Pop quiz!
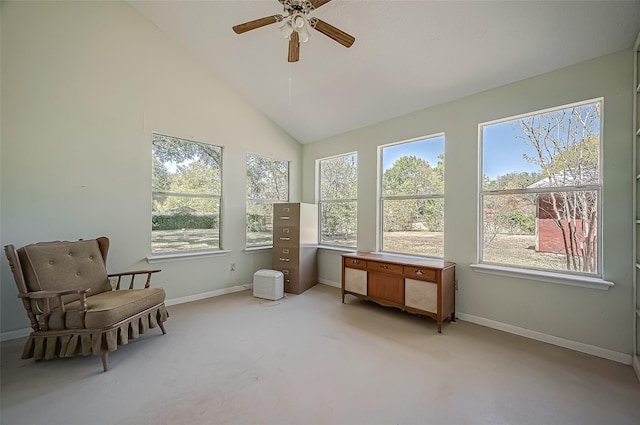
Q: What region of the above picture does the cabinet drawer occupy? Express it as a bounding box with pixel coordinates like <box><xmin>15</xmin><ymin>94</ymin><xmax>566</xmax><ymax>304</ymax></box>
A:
<box><xmin>273</xmin><ymin>203</ymin><xmax>300</xmax><ymax>225</ymax></box>
<box><xmin>273</xmin><ymin>225</ymin><xmax>300</xmax><ymax>246</ymax></box>
<box><xmin>405</xmin><ymin>278</ymin><xmax>437</xmax><ymax>313</ymax></box>
<box><xmin>344</xmin><ymin>257</ymin><xmax>367</xmax><ymax>270</ymax></box>
<box><xmin>403</xmin><ymin>266</ymin><xmax>437</xmax><ymax>282</ymax></box>
<box><xmin>344</xmin><ymin>268</ymin><xmax>367</xmax><ymax>295</ymax></box>
<box><xmin>368</xmin><ymin>261</ymin><xmax>403</xmax><ymax>275</ymax></box>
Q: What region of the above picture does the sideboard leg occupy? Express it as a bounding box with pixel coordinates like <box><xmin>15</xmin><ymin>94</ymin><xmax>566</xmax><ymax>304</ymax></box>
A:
<box><xmin>437</xmin><ymin>322</ymin><xmax>442</xmax><ymax>333</ymax></box>
<box><xmin>450</xmin><ymin>312</ymin><xmax>456</xmax><ymax>322</ymax></box>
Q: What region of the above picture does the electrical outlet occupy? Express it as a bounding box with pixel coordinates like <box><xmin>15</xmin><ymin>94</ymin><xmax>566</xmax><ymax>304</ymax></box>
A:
<box><xmin>230</xmin><ymin>263</ymin><xmax>236</xmax><ymax>272</ymax></box>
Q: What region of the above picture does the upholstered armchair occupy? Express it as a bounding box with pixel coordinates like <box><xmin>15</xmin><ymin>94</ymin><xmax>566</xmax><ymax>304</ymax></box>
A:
<box><xmin>4</xmin><ymin>237</ymin><xmax>169</xmax><ymax>372</ymax></box>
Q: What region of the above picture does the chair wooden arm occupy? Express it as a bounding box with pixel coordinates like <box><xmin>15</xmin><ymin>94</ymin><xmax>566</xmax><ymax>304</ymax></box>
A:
<box><xmin>18</xmin><ymin>288</ymin><xmax>90</xmax><ymax>331</ymax></box>
<box><xmin>108</xmin><ymin>269</ymin><xmax>161</xmax><ymax>289</ymax></box>
<box><xmin>18</xmin><ymin>288</ymin><xmax>91</xmax><ymax>299</ymax></box>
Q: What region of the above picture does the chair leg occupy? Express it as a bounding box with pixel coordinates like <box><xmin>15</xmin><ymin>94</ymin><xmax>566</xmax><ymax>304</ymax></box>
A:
<box><xmin>159</xmin><ymin>321</ymin><xmax>167</xmax><ymax>335</ymax></box>
<box><xmin>101</xmin><ymin>351</ymin><xmax>109</xmax><ymax>372</ymax></box>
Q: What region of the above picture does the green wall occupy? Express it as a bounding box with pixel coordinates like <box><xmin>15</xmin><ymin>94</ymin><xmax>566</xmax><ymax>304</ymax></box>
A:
<box><xmin>303</xmin><ymin>49</ymin><xmax>633</xmax><ymax>356</ymax></box>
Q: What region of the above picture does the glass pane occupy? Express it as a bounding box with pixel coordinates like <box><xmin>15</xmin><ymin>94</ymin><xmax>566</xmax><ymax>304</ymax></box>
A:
<box><xmin>247</xmin><ymin>154</ymin><xmax>289</xmax><ymax>200</ymax></box>
<box><xmin>382</xmin><ymin>198</ymin><xmax>444</xmax><ymax>257</ymax></box>
<box><xmin>482</xmin><ymin>191</ymin><xmax>597</xmax><ymax>274</ymax></box>
<box><xmin>382</xmin><ymin>136</ymin><xmax>444</xmax><ymax>197</ymax></box>
<box><xmin>246</xmin><ymin>201</ymin><xmax>273</xmax><ymax>247</ymax></box>
<box><xmin>482</xmin><ymin>102</ymin><xmax>600</xmax><ymax>190</ymax></box>
<box><xmin>320</xmin><ymin>154</ymin><xmax>357</xmax><ymax>201</ymax></box>
<box><xmin>152</xmin><ymin>195</ymin><xmax>220</xmax><ymax>253</ymax></box>
<box><xmin>152</xmin><ymin>134</ymin><xmax>221</xmax><ymax>195</ymax></box>
<box><xmin>320</xmin><ymin>201</ymin><xmax>357</xmax><ymax>248</ymax></box>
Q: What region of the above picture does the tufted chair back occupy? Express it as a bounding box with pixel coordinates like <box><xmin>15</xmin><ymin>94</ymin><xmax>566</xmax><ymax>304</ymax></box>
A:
<box><xmin>16</xmin><ymin>238</ymin><xmax>112</xmax><ymax>306</ymax></box>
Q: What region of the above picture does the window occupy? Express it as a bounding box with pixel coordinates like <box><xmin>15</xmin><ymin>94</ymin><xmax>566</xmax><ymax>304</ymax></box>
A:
<box><xmin>246</xmin><ymin>153</ymin><xmax>289</xmax><ymax>247</ymax></box>
<box><xmin>318</xmin><ymin>153</ymin><xmax>357</xmax><ymax>248</ymax></box>
<box><xmin>151</xmin><ymin>133</ymin><xmax>222</xmax><ymax>253</ymax></box>
<box><xmin>380</xmin><ymin>135</ymin><xmax>445</xmax><ymax>257</ymax></box>
<box><xmin>480</xmin><ymin>99</ymin><xmax>602</xmax><ymax>275</ymax></box>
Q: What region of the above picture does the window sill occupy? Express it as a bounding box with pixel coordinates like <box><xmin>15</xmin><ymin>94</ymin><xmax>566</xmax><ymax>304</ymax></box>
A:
<box><xmin>147</xmin><ymin>250</ymin><xmax>231</xmax><ymax>263</ymax></box>
<box><xmin>469</xmin><ymin>263</ymin><xmax>614</xmax><ymax>290</ymax></box>
<box><xmin>318</xmin><ymin>245</ymin><xmax>357</xmax><ymax>253</ymax></box>
<box><xmin>244</xmin><ymin>246</ymin><xmax>272</xmax><ymax>253</ymax></box>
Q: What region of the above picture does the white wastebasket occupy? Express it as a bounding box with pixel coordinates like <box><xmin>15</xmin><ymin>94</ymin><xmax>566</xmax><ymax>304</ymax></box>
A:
<box><xmin>253</xmin><ymin>269</ymin><xmax>284</xmax><ymax>301</ymax></box>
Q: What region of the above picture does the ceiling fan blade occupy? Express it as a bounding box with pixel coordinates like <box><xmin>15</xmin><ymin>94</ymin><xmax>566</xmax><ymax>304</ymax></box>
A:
<box><xmin>310</xmin><ymin>18</ymin><xmax>355</xmax><ymax>48</ymax></box>
<box><xmin>288</xmin><ymin>31</ymin><xmax>300</xmax><ymax>62</ymax></box>
<box><xmin>310</xmin><ymin>0</ymin><xmax>333</xmax><ymax>10</ymax></box>
<box><xmin>233</xmin><ymin>15</ymin><xmax>283</xmax><ymax>34</ymax></box>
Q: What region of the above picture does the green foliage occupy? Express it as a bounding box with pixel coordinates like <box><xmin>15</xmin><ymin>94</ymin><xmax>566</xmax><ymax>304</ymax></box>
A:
<box><xmin>247</xmin><ymin>154</ymin><xmax>288</xmax><ymax>200</ymax></box>
<box><xmin>152</xmin><ymin>212</ymin><xmax>217</xmax><ymax>231</ymax></box>
<box><xmin>382</xmin><ymin>154</ymin><xmax>444</xmax><ymax>232</ymax></box>
<box><xmin>320</xmin><ymin>154</ymin><xmax>357</xmax><ymax>200</ymax></box>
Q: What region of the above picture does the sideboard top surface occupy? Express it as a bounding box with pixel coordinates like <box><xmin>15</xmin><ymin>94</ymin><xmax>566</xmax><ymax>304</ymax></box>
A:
<box><xmin>342</xmin><ymin>251</ymin><xmax>455</xmax><ymax>270</ymax></box>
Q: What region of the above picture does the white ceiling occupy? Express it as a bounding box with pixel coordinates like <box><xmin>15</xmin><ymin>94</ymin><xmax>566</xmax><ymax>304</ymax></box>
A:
<box><xmin>129</xmin><ymin>0</ymin><xmax>640</xmax><ymax>144</ymax></box>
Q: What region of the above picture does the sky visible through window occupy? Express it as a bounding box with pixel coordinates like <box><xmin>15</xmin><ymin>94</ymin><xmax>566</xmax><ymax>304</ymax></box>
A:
<box><xmin>382</xmin><ymin>135</ymin><xmax>444</xmax><ymax>171</ymax></box>
<box><xmin>483</xmin><ymin>122</ymin><xmax>541</xmax><ymax>180</ymax></box>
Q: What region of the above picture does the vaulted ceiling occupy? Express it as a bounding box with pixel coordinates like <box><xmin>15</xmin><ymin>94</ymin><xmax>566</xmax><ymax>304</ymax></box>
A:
<box><xmin>130</xmin><ymin>0</ymin><xmax>640</xmax><ymax>144</ymax></box>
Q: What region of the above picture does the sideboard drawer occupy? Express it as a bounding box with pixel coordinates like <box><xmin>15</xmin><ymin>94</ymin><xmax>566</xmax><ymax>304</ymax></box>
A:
<box><xmin>368</xmin><ymin>261</ymin><xmax>403</xmax><ymax>275</ymax></box>
<box><xmin>403</xmin><ymin>266</ymin><xmax>437</xmax><ymax>282</ymax></box>
<box><xmin>344</xmin><ymin>257</ymin><xmax>367</xmax><ymax>270</ymax></box>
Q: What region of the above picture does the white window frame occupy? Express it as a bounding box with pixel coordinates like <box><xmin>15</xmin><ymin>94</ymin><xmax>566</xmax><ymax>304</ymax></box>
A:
<box><xmin>317</xmin><ymin>152</ymin><xmax>358</xmax><ymax>249</ymax></box>
<box><xmin>378</xmin><ymin>134</ymin><xmax>445</xmax><ymax>258</ymax></box>
<box><xmin>473</xmin><ymin>98</ymin><xmax>613</xmax><ymax>290</ymax></box>
<box><xmin>246</xmin><ymin>153</ymin><xmax>290</xmax><ymax>249</ymax></box>
<box><xmin>150</xmin><ymin>132</ymin><xmax>224</xmax><ymax>258</ymax></box>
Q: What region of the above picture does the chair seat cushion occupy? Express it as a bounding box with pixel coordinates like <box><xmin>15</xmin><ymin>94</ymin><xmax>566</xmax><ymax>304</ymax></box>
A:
<box><xmin>48</xmin><ymin>288</ymin><xmax>166</xmax><ymax>330</ymax></box>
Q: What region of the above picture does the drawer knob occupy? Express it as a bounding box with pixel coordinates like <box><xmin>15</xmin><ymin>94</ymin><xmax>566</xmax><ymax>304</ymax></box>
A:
<box><xmin>279</xmin><ymin>258</ymin><xmax>290</xmax><ymax>262</ymax></box>
<box><xmin>415</xmin><ymin>269</ymin><xmax>423</xmax><ymax>276</ymax></box>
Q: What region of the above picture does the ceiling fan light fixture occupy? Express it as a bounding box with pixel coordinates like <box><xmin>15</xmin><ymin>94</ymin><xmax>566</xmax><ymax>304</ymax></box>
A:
<box><xmin>293</xmin><ymin>14</ymin><xmax>306</xmax><ymax>29</ymax></box>
<box><xmin>298</xmin><ymin>27</ymin><xmax>310</xmax><ymax>43</ymax></box>
<box><xmin>280</xmin><ymin>21</ymin><xmax>294</xmax><ymax>38</ymax></box>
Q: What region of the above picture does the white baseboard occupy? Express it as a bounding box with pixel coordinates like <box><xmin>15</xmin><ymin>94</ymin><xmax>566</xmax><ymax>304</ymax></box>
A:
<box><xmin>0</xmin><ymin>284</ymin><xmax>252</xmax><ymax>342</ymax></box>
<box><xmin>165</xmin><ymin>284</ymin><xmax>251</xmax><ymax>307</ymax></box>
<box><xmin>457</xmin><ymin>312</ymin><xmax>631</xmax><ymax>365</ymax></box>
<box><xmin>633</xmin><ymin>355</ymin><xmax>640</xmax><ymax>382</ymax></box>
<box><xmin>0</xmin><ymin>327</ymin><xmax>32</xmax><ymax>342</ymax></box>
<box><xmin>318</xmin><ymin>278</ymin><xmax>340</xmax><ymax>288</ymax></box>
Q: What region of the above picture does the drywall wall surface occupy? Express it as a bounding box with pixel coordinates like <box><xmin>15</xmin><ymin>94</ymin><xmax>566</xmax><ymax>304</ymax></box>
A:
<box><xmin>0</xmin><ymin>1</ymin><xmax>301</xmax><ymax>333</ymax></box>
<box><xmin>303</xmin><ymin>49</ymin><xmax>633</xmax><ymax>354</ymax></box>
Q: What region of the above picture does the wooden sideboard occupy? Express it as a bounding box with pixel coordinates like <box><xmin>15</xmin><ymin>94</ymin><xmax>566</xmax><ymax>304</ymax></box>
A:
<box><xmin>341</xmin><ymin>252</ymin><xmax>456</xmax><ymax>333</ymax></box>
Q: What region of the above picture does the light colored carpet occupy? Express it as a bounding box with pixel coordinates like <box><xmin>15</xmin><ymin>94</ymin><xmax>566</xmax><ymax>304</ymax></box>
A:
<box><xmin>1</xmin><ymin>284</ymin><xmax>639</xmax><ymax>425</ymax></box>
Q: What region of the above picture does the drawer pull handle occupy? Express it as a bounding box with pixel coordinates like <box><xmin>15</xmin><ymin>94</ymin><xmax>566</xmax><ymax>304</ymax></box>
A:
<box><xmin>380</xmin><ymin>264</ymin><xmax>388</xmax><ymax>269</ymax></box>
<box><xmin>351</xmin><ymin>259</ymin><xmax>359</xmax><ymax>265</ymax></box>
<box><xmin>279</xmin><ymin>258</ymin><xmax>290</xmax><ymax>262</ymax></box>
<box><xmin>280</xmin><ymin>237</ymin><xmax>290</xmax><ymax>241</ymax></box>
<box><xmin>282</xmin><ymin>249</ymin><xmax>289</xmax><ymax>254</ymax></box>
<box><xmin>415</xmin><ymin>269</ymin><xmax>423</xmax><ymax>276</ymax></box>
<box><xmin>280</xmin><ymin>216</ymin><xmax>290</xmax><ymax>220</ymax></box>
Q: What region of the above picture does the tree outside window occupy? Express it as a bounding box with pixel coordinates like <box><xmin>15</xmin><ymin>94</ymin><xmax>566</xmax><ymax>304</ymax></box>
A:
<box><xmin>318</xmin><ymin>153</ymin><xmax>357</xmax><ymax>248</ymax></box>
<box><xmin>480</xmin><ymin>99</ymin><xmax>602</xmax><ymax>275</ymax></box>
<box><xmin>246</xmin><ymin>153</ymin><xmax>289</xmax><ymax>247</ymax></box>
<box><xmin>151</xmin><ymin>133</ymin><xmax>222</xmax><ymax>253</ymax></box>
<box><xmin>380</xmin><ymin>135</ymin><xmax>445</xmax><ymax>257</ymax></box>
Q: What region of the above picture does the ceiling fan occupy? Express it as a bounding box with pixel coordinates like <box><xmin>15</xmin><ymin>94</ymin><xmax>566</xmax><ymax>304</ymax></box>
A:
<box><xmin>232</xmin><ymin>0</ymin><xmax>355</xmax><ymax>62</ymax></box>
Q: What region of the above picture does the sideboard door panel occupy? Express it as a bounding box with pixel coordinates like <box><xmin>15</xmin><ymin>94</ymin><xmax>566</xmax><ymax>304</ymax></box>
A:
<box><xmin>344</xmin><ymin>268</ymin><xmax>367</xmax><ymax>295</ymax></box>
<box><xmin>368</xmin><ymin>272</ymin><xmax>404</xmax><ymax>304</ymax></box>
<box><xmin>405</xmin><ymin>278</ymin><xmax>437</xmax><ymax>313</ymax></box>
